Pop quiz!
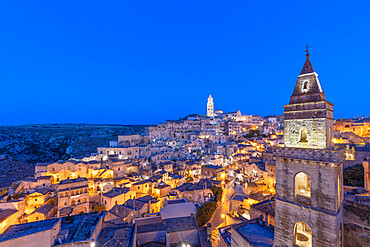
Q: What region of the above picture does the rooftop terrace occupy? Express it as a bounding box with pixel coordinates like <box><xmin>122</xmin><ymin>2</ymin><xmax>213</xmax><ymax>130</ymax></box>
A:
<box><xmin>234</xmin><ymin>219</ymin><xmax>274</xmax><ymax>247</ymax></box>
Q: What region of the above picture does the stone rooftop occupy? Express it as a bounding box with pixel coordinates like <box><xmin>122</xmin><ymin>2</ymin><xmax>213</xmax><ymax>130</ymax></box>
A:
<box><xmin>0</xmin><ymin>208</ymin><xmax>18</xmax><ymax>222</ymax></box>
<box><xmin>103</xmin><ymin>187</ymin><xmax>130</xmax><ymax>198</ymax></box>
<box><xmin>109</xmin><ymin>205</ymin><xmax>134</xmax><ymax>219</ymax></box>
<box><xmin>97</xmin><ymin>222</ymin><xmax>134</xmax><ymax>247</ymax></box>
<box><xmin>136</xmin><ymin>216</ymin><xmax>198</xmax><ymax>234</ymax></box>
<box><xmin>230</xmin><ymin>193</ymin><xmax>249</xmax><ymax>202</ymax></box>
<box><xmin>133</xmin><ymin>179</ymin><xmax>151</xmax><ymax>185</ymax></box>
<box><xmin>55</xmin><ymin>212</ymin><xmax>103</xmax><ymax>245</ymax></box>
<box><xmin>0</xmin><ymin>218</ymin><xmax>59</xmax><ymax>242</ymax></box>
<box><xmin>234</xmin><ymin>219</ymin><xmax>274</xmax><ymax>247</ymax></box>
<box><xmin>166</xmin><ymin>198</ymin><xmax>187</xmax><ymax>205</ymax></box>
<box><xmin>251</xmin><ymin>199</ymin><xmax>275</xmax><ymax>217</ymax></box>
<box><xmin>59</xmin><ymin>177</ymin><xmax>88</xmax><ymax>185</ymax></box>
<box><xmin>31</xmin><ymin>203</ymin><xmax>55</xmax><ymax>215</ymax></box>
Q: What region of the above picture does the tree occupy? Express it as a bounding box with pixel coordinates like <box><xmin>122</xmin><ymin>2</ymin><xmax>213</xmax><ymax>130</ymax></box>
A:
<box><xmin>210</xmin><ymin>186</ymin><xmax>222</xmax><ymax>202</ymax></box>
<box><xmin>343</xmin><ymin>164</ymin><xmax>364</xmax><ymax>187</ymax></box>
<box><xmin>196</xmin><ymin>201</ymin><xmax>217</xmax><ymax>227</ymax></box>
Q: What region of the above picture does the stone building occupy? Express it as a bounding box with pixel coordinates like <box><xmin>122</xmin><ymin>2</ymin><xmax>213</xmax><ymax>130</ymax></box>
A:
<box><xmin>0</xmin><ymin>213</ymin><xmax>104</xmax><ymax>247</ymax></box>
<box><xmin>273</xmin><ymin>53</ymin><xmax>344</xmax><ymax>247</ymax></box>
<box><xmin>57</xmin><ymin>178</ymin><xmax>89</xmax><ymax>216</ymax></box>
<box><xmin>0</xmin><ymin>209</ymin><xmax>18</xmax><ymax>234</ymax></box>
<box><xmin>102</xmin><ymin>187</ymin><xmax>136</xmax><ymax>211</ymax></box>
<box><xmin>334</xmin><ymin>117</ymin><xmax>370</xmax><ymax>137</ymax></box>
<box><xmin>25</xmin><ymin>204</ymin><xmax>56</xmax><ymax>222</ymax></box>
<box><xmin>250</xmin><ymin>198</ymin><xmax>275</xmax><ymax>226</ymax></box>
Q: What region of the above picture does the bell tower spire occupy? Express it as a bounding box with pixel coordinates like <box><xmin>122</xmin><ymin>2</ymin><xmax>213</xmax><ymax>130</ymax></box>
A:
<box><xmin>284</xmin><ymin>52</ymin><xmax>333</xmax><ymax>149</ymax></box>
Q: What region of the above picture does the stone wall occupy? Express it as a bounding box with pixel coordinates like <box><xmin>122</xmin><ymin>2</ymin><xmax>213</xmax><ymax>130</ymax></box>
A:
<box><xmin>274</xmin><ymin>148</ymin><xmax>344</xmax><ymax>214</ymax></box>
<box><xmin>343</xmin><ymin>199</ymin><xmax>370</xmax><ymax>247</ymax></box>
<box><xmin>274</xmin><ymin>199</ymin><xmax>343</xmax><ymax>247</ymax></box>
<box><xmin>273</xmin><ymin>147</ymin><xmax>344</xmax><ymax>246</ymax></box>
<box><xmin>284</xmin><ymin>118</ymin><xmax>326</xmax><ymax>149</ymax></box>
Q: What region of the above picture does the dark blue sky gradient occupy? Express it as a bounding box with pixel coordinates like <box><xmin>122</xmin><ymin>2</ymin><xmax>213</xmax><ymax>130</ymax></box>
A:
<box><xmin>0</xmin><ymin>1</ymin><xmax>369</xmax><ymax>125</ymax></box>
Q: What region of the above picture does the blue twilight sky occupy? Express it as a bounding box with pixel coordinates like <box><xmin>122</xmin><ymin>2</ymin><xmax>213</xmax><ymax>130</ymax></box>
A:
<box><xmin>0</xmin><ymin>1</ymin><xmax>369</xmax><ymax>125</ymax></box>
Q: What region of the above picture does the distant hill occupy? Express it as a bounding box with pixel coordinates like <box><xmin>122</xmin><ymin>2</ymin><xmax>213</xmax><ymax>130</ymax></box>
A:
<box><xmin>0</xmin><ymin>124</ymin><xmax>149</xmax><ymax>187</ymax></box>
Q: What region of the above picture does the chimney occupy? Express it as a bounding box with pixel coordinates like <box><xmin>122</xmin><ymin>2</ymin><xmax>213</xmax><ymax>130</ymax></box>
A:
<box><xmin>258</xmin><ymin>215</ymin><xmax>264</xmax><ymax>226</ymax></box>
<box><xmin>115</xmin><ymin>206</ymin><xmax>119</xmax><ymax>216</ymax></box>
<box><xmin>264</xmin><ymin>213</ymin><xmax>269</xmax><ymax>227</ymax></box>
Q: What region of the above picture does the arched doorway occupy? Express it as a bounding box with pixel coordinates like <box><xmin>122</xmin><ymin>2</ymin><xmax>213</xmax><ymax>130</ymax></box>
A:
<box><xmin>294</xmin><ymin>221</ymin><xmax>312</xmax><ymax>247</ymax></box>
<box><xmin>78</xmin><ymin>207</ymin><xmax>86</xmax><ymax>213</ymax></box>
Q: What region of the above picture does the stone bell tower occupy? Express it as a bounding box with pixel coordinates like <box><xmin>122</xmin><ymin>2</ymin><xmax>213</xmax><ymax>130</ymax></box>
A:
<box><xmin>207</xmin><ymin>94</ymin><xmax>215</xmax><ymax>117</ymax></box>
<box><xmin>284</xmin><ymin>53</ymin><xmax>334</xmax><ymax>150</ymax></box>
<box><xmin>274</xmin><ymin>52</ymin><xmax>345</xmax><ymax>247</ymax></box>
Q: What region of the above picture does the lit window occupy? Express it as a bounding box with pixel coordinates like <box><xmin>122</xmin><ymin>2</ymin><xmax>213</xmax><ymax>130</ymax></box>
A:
<box><xmin>295</xmin><ymin>172</ymin><xmax>311</xmax><ymax>205</ymax></box>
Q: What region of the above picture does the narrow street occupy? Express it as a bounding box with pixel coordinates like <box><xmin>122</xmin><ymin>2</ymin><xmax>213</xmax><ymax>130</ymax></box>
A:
<box><xmin>208</xmin><ymin>180</ymin><xmax>234</xmax><ymax>246</ymax></box>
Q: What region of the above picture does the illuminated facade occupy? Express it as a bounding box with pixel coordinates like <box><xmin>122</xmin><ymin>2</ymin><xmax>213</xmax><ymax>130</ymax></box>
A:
<box><xmin>334</xmin><ymin>117</ymin><xmax>370</xmax><ymax>137</ymax></box>
<box><xmin>274</xmin><ymin>53</ymin><xmax>344</xmax><ymax>247</ymax></box>
<box><xmin>207</xmin><ymin>94</ymin><xmax>215</xmax><ymax>117</ymax></box>
<box><xmin>57</xmin><ymin>178</ymin><xmax>89</xmax><ymax>217</ymax></box>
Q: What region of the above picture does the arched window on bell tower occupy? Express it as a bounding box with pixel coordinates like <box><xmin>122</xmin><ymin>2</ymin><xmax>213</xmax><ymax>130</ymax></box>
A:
<box><xmin>294</xmin><ymin>221</ymin><xmax>312</xmax><ymax>247</ymax></box>
<box><xmin>302</xmin><ymin>81</ymin><xmax>309</xmax><ymax>93</ymax></box>
<box><xmin>295</xmin><ymin>172</ymin><xmax>311</xmax><ymax>205</ymax></box>
<box><xmin>299</xmin><ymin>128</ymin><xmax>308</xmax><ymax>143</ymax></box>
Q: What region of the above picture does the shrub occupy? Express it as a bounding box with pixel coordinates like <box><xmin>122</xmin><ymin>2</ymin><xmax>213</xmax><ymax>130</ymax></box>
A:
<box><xmin>92</xmin><ymin>205</ymin><xmax>106</xmax><ymax>213</ymax></box>
<box><xmin>343</xmin><ymin>164</ymin><xmax>364</xmax><ymax>187</ymax></box>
